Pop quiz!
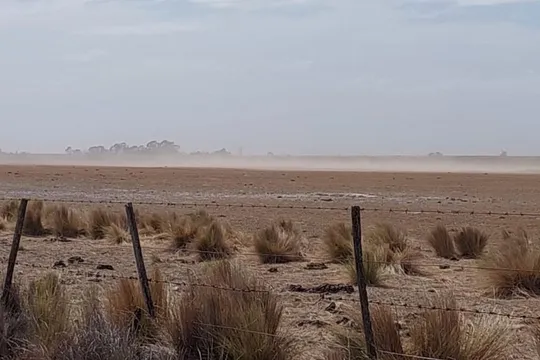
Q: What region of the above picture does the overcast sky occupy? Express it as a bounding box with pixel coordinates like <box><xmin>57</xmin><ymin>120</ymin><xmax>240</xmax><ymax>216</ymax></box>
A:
<box><xmin>1</xmin><ymin>0</ymin><xmax>539</xmax><ymax>156</ymax></box>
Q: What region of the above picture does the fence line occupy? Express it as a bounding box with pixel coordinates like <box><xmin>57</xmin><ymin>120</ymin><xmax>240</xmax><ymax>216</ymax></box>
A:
<box><xmin>8</xmin><ymin>259</ymin><xmax>539</xmax><ymax>321</ymax></box>
<box><xmin>322</xmin><ymin>295</ymin><xmax>540</xmax><ymax>321</ymax></box>
<box><xmin>2</xmin><ymin>196</ymin><xmax>540</xmax><ymax>359</ymax></box>
<box><xmin>2</xmin><ymin>196</ymin><xmax>540</xmax><ymax>217</ymax></box>
<box><xmin>6</xmin><ymin>241</ymin><xmax>540</xmax><ymax>274</ymax></box>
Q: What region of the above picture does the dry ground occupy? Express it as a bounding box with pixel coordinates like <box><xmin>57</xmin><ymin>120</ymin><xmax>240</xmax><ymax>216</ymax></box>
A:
<box><xmin>2</xmin><ymin>165</ymin><xmax>540</xmax><ymax>359</ymax></box>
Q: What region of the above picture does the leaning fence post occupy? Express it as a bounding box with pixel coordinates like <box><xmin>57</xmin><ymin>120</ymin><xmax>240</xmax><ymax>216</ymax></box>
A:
<box><xmin>1</xmin><ymin>198</ymin><xmax>28</xmax><ymax>306</ymax></box>
<box><xmin>351</xmin><ymin>205</ymin><xmax>378</xmax><ymax>359</ymax></box>
<box><xmin>125</xmin><ymin>202</ymin><xmax>156</xmax><ymax>318</ymax></box>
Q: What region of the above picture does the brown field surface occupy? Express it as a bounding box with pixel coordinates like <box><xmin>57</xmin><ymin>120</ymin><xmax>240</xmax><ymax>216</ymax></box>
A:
<box><xmin>2</xmin><ymin>164</ymin><xmax>540</xmax><ymax>359</ymax></box>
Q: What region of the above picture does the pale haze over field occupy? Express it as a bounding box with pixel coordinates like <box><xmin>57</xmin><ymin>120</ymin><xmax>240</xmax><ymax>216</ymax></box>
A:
<box><xmin>0</xmin><ymin>0</ymin><xmax>539</xmax><ymax>156</ymax></box>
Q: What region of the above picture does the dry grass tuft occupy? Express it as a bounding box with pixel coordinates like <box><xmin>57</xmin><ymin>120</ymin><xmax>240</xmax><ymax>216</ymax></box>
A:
<box><xmin>104</xmin><ymin>268</ymin><xmax>168</xmax><ymax>340</ymax></box>
<box><xmin>481</xmin><ymin>233</ymin><xmax>540</xmax><ymax>297</ymax></box>
<box><xmin>410</xmin><ymin>293</ymin><xmax>511</xmax><ymax>360</ymax></box>
<box><xmin>187</xmin><ymin>209</ymin><xmax>214</xmax><ymax>228</ymax></box>
<box><xmin>87</xmin><ymin>207</ymin><xmax>113</xmax><ymax>239</ymax></box>
<box><xmin>48</xmin><ymin>205</ymin><xmax>85</xmax><ymax>238</ymax></box>
<box><xmin>167</xmin><ymin>260</ymin><xmax>295</xmax><ymax>360</ymax></box>
<box><xmin>345</xmin><ymin>245</ymin><xmax>387</xmax><ymax>287</ymax></box>
<box><xmin>47</xmin><ymin>286</ymin><xmax>143</xmax><ymax>360</ymax></box>
<box><xmin>169</xmin><ymin>216</ymin><xmax>198</xmax><ymax>251</ymax></box>
<box><xmin>22</xmin><ymin>201</ymin><xmax>48</xmax><ymax>237</ymax></box>
<box><xmin>25</xmin><ymin>272</ymin><xmax>70</xmax><ymax>352</ymax></box>
<box><xmin>368</xmin><ymin>223</ymin><xmax>408</xmax><ymax>253</ymax></box>
<box><xmin>330</xmin><ymin>304</ymin><xmax>404</xmax><ymax>360</ymax></box>
<box><xmin>454</xmin><ymin>227</ymin><xmax>488</xmax><ymax>258</ymax></box>
<box><xmin>0</xmin><ymin>217</ymin><xmax>7</xmax><ymax>232</ymax></box>
<box><xmin>195</xmin><ymin>220</ymin><xmax>232</xmax><ymax>261</ymax></box>
<box><xmin>106</xmin><ymin>223</ymin><xmax>130</xmax><ymax>244</ymax></box>
<box><xmin>254</xmin><ymin>219</ymin><xmax>303</xmax><ymax>264</ymax></box>
<box><xmin>324</xmin><ymin>223</ymin><xmax>354</xmax><ymax>263</ymax></box>
<box><xmin>0</xmin><ymin>283</ymin><xmax>28</xmax><ymax>359</ymax></box>
<box><xmin>1</xmin><ymin>201</ymin><xmax>19</xmax><ymax>222</ymax></box>
<box><xmin>368</xmin><ymin>223</ymin><xmax>424</xmax><ymax>276</ymax></box>
<box><xmin>144</xmin><ymin>212</ymin><xmax>167</xmax><ymax>234</ymax></box>
<box><xmin>427</xmin><ymin>225</ymin><xmax>457</xmax><ymax>259</ymax></box>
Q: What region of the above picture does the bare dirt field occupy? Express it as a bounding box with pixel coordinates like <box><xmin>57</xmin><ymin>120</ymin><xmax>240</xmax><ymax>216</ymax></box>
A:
<box><xmin>2</xmin><ymin>164</ymin><xmax>540</xmax><ymax>359</ymax></box>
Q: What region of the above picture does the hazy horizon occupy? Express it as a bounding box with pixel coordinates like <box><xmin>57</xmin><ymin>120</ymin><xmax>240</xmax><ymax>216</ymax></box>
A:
<box><xmin>1</xmin><ymin>0</ymin><xmax>539</xmax><ymax>156</ymax></box>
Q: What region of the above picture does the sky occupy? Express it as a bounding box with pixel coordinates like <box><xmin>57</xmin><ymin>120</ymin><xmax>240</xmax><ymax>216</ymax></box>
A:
<box><xmin>0</xmin><ymin>0</ymin><xmax>539</xmax><ymax>156</ymax></box>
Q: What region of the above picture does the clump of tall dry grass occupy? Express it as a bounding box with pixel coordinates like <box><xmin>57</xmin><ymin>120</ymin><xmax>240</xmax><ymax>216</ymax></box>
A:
<box><xmin>166</xmin><ymin>260</ymin><xmax>295</xmax><ymax>360</ymax></box>
<box><xmin>24</xmin><ymin>272</ymin><xmax>70</xmax><ymax>354</ymax></box>
<box><xmin>367</xmin><ymin>223</ymin><xmax>424</xmax><ymax>276</ymax></box>
<box><xmin>1</xmin><ymin>200</ymin><xmax>19</xmax><ymax>221</ymax></box>
<box><xmin>86</xmin><ymin>207</ymin><xmax>113</xmax><ymax>239</ymax></box>
<box><xmin>106</xmin><ymin>223</ymin><xmax>130</xmax><ymax>244</ymax></box>
<box><xmin>254</xmin><ymin>219</ymin><xmax>304</xmax><ymax>264</ymax></box>
<box><xmin>48</xmin><ymin>204</ymin><xmax>85</xmax><ymax>238</ymax></box>
<box><xmin>330</xmin><ymin>294</ymin><xmax>511</xmax><ymax>360</ymax></box>
<box><xmin>0</xmin><ymin>282</ymin><xmax>28</xmax><ymax>360</ymax></box>
<box><xmin>0</xmin><ymin>217</ymin><xmax>7</xmax><ymax>232</ymax></box>
<box><xmin>329</xmin><ymin>304</ymin><xmax>404</xmax><ymax>360</ymax></box>
<box><xmin>22</xmin><ymin>201</ymin><xmax>48</xmax><ymax>236</ymax></box>
<box><xmin>481</xmin><ymin>230</ymin><xmax>540</xmax><ymax>297</ymax></box>
<box><xmin>195</xmin><ymin>220</ymin><xmax>232</xmax><ymax>261</ymax></box>
<box><xmin>454</xmin><ymin>227</ymin><xmax>488</xmax><ymax>258</ymax></box>
<box><xmin>105</xmin><ymin>268</ymin><xmax>168</xmax><ymax>340</ymax></box>
<box><xmin>410</xmin><ymin>293</ymin><xmax>511</xmax><ymax>360</ymax></box>
<box><xmin>168</xmin><ymin>216</ymin><xmax>199</xmax><ymax>250</ymax></box>
<box><xmin>324</xmin><ymin>223</ymin><xmax>354</xmax><ymax>263</ymax></box>
<box><xmin>427</xmin><ymin>225</ymin><xmax>457</xmax><ymax>259</ymax></box>
<box><xmin>345</xmin><ymin>245</ymin><xmax>387</xmax><ymax>287</ymax></box>
<box><xmin>47</xmin><ymin>287</ymin><xmax>143</xmax><ymax>360</ymax></box>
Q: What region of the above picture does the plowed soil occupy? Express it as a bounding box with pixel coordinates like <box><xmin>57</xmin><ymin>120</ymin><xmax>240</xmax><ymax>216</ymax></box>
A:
<box><xmin>1</xmin><ymin>164</ymin><xmax>540</xmax><ymax>359</ymax></box>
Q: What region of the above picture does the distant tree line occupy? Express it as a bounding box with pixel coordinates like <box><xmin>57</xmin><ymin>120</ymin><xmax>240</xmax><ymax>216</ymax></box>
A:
<box><xmin>65</xmin><ymin>140</ymin><xmax>231</xmax><ymax>156</ymax></box>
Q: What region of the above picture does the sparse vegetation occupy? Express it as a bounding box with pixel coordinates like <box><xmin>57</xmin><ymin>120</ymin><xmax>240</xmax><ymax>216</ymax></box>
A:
<box><xmin>195</xmin><ymin>220</ymin><xmax>232</xmax><ymax>261</ymax></box>
<box><xmin>427</xmin><ymin>224</ymin><xmax>457</xmax><ymax>259</ymax></box>
<box><xmin>324</xmin><ymin>223</ymin><xmax>353</xmax><ymax>263</ymax></box>
<box><xmin>454</xmin><ymin>227</ymin><xmax>488</xmax><ymax>258</ymax></box>
<box><xmin>481</xmin><ymin>230</ymin><xmax>540</xmax><ymax>297</ymax></box>
<box><xmin>254</xmin><ymin>219</ymin><xmax>303</xmax><ymax>264</ymax></box>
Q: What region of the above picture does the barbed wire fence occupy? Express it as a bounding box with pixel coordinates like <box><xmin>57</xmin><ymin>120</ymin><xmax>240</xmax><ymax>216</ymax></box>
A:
<box><xmin>1</xmin><ymin>196</ymin><xmax>540</xmax><ymax>360</ymax></box>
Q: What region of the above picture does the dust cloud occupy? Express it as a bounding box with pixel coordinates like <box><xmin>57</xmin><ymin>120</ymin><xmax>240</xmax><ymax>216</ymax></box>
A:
<box><xmin>2</xmin><ymin>154</ymin><xmax>540</xmax><ymax>174</ymax></box>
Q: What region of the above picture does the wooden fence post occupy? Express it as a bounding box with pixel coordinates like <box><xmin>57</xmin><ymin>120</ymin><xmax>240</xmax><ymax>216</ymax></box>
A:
<box><xmin>351</xmin><ymin>205</ymin><xmax>377</xmax><ymax>359</ymax></box>
<box><xmin>125</xmin><ymin>202</ymin><xmax>155</xmax><ymax>318</ymax></box>
<box><xmin>1</xmin><ymin>198</ymin><xmax>28</xmax><ymax>306</ymax></box>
